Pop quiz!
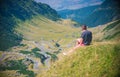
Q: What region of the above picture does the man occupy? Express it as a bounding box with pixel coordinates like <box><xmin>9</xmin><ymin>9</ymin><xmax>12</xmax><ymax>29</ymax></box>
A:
<box><xmin>76</xmin><ymin>25</ymin><xmax>92</xmax><ymax>46</ymax></box>
<box><xmin>63</xmin><ymin>25</ymin><xmax>92</xmax><ymax>55</ymax></box>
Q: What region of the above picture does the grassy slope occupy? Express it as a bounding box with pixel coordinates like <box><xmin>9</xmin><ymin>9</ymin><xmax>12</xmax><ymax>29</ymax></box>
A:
<box><xmin>90</xmin><ymin>19</ymin><xmax>120</xmax><ymax>41</ymax></box>
<box><xmin>38</xmin><ymin>42</ymin><xmax>120</xmax><ymax>77</ymax></box>
<box><xmin>37</xmin><ymin>20</ymin><xmax>120</xmax><ymax>77</ymax></box>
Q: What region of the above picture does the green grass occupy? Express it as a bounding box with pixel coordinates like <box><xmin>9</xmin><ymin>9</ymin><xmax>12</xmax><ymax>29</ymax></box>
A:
<box><xmin>90</xmin><ymin>19</ymin><xmax>120</xmax><ymax>41</ymax></box>
<box><xmin>103</xmin><ymin>20</ymin><xmax>120</xmax><ymax>40</ymax></box>
<box><xmin>38</xmin><ymin>42</ymin><xmax>120</xmax><ymax>77</ymax></box>
<box><xmin>20</xmin><ymin>50</ymin><xmax>31</xmax><ymax>54</ymax></box>
<box><xmin>31</xmin><ymin>47</ymin><xmax>41</xmax><ymax>52</ymax></box>
<box><xmin>46</xmin><ymin>52</ymin><xmax>58</xmax><ymax>62</ymax></box>
<box><xmin>20</xmin><ymin>48</ymin><xmax>46</xmax><ymax>64</ymax></box>
<box><xmin>104</xmin><ymin>31</ymin><xmax>120</xmax><ymax>40</ymax></box>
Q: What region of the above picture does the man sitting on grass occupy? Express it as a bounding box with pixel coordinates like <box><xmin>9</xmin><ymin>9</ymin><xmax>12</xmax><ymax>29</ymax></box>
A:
<box><xmin>76</xmin><ymin>25</ymin><xmax>92</xmax><ymax>47</ymax></box>
<box><xmin>63</xmin><ymin>25</ymin><xmax>92</xmax><ymax>55</ymax></box>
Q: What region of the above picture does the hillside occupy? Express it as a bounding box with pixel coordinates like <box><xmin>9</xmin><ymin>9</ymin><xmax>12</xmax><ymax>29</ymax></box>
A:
<box><xmin>37</xmin><ymin>20</ymin><xmax>120</xmax><ymax>77</ymax></box>
<box><xmin>38</xmin><ymin>42</ymin><xmax>120</xmax><ymax>77</ymax></box>
<box><xmin>0</xmin><ymin>0</ymin><xmax>60</xmax><ymax>50</ymax></box>
<box><xmin>91</xmin><ymin>19</ymin><xmax>120</xmax><ymax>41</ymax></box>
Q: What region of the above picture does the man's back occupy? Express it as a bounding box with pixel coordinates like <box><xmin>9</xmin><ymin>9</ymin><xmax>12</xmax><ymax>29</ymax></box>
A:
<box><xmin>81</xmin><ymin>30</ymin><xmax>92</xmax><ymax>45</ymax></box>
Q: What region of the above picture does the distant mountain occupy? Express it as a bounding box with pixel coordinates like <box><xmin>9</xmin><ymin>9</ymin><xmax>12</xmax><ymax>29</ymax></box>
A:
<box><xmin>0</xmin><ymin>0</ymin><xmax>60</xmax><ymax>50</ymax></box>
<box><xmin>58</xmin><ymin>0</ymin><xmax>120</xmax><ymax>27</ymax></box>
<box><xmin>58</xmin><ymin>5</ymin><xmax>99</xmax><ymax>24</ymax></box>
<box><xmin>82</xmin><ymin>0</ymin><xmax>120</xmax><ymax>27</ymax></box>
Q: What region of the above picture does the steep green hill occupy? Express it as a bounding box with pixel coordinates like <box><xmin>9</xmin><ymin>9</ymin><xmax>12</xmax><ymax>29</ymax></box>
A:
<box><xmin>38</xmin><ymin>42</ymin><xmax>120</xmax><ymax>77</ymax></box>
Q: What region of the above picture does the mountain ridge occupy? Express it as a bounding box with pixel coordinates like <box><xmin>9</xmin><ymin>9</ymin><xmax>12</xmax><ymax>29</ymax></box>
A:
<box><xmin>82</xmin><ymin>0</ymin><xmax>120</xmax><ymax>27</ymax></box>
<box><xmin>58</xmin><ymin>0</ymin><xmax>120</xmax><ymax>27</ymax></box>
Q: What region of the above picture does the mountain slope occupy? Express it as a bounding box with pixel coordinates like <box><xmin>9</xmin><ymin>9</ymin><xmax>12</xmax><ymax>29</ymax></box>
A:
<box><xmin>0</xmin><ymin>0</ymin><xmax>60</xmax><ymax>50</ymax></box>
<box><xmin>58</xmin><ymin>0</ymin><xmax>120</xmax><ymax>27</ymax></box>
<box><xmin>80</xmin><ymin>0</ymin><xmax>120</xmax><ymax>27</ymax></box>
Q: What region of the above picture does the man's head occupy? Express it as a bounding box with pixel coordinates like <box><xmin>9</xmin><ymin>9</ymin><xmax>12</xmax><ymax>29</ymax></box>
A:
<box><xmin>82</xmin><ymin>25</ymin><xmax>87</xmax><ymax>30</ymax></box>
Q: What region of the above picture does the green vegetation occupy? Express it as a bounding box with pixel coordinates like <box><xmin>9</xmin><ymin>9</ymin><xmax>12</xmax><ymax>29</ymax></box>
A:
<box><xmin>31</xmin><ymin>47</ymin><xmax>46</xmax><ymax>64</ymax></box>
<box><xmin>59</xmin><ymin>0</ymin><xmax>120</xmax><ymax>27</ymax></box>
<box><xmin>46</xmin><ymin>52</ymin><xmax>58</xmax><ymax>62</ymax></box>
<box><xmin>38</xmin><ymin>42</ymin><xmax>120</xmax><ymax>77</ymax></box>
<box><xmin>20</xmin><ymin>50</ymin><xmax>31</xmax><ymax>54</ymax></box>
<box><xmin>31</xmin><ymin>47</ymin><xmax>41</xmax><ymax>52</ymax></box>
<box><xmin>32</xmin><ymin>52</ymin><xmax>46</xmax><ymax>64</ymax></box>
<box><xmin>0</xmin><ymin>30</ymin><xmax>22</xmax><ymax>51</ymax></box>
<box><xmin>102</xmin><ymin>20</ymin><xmax>120</xmax><ymax>40</ymax></box>
<box><xmin>19</xmin><ymin>44</ymin><xmax>27</xmax><ymax>47</ymax></box>
<box><xmin>20</xmin><ymin>48</ymin><xmax>46</xmax><ymax>64</ymax></box>
<box><xmin>58</xmin><ymin>5</ymin><xmax>99</xmax><ymax>26</ymax></box>
<box><xmin>18</xmin><ymin>70</ymin><xmax>35</xmax><ymax>77</ymax></box>
<box><xmin>104</xmin><ymin>31</ymin><xmax>120</xmax><ymax>40</ymax></box>
<box><xmin>0</xmin><ymin>60</ymin><xmax>35</xmax><ymax>77</ymax></box>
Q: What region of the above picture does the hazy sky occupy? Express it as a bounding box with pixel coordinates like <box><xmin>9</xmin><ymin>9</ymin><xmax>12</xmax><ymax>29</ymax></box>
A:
<box><xmin>35</xmin><ymin>0</ymin><xmax>104</xmax><ymax>10</ymax></box>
